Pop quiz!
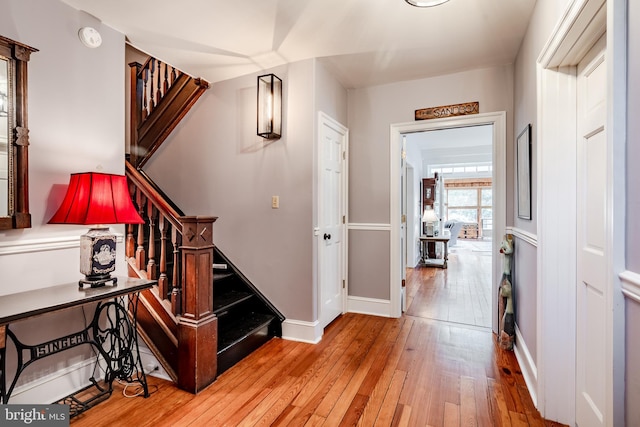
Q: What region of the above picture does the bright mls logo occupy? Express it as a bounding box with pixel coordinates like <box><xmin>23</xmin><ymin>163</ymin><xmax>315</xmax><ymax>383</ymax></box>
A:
<box><xmin>2</xmin><ymin>405</ymin><xmax>69</xmax><ymax>426</ymax></box>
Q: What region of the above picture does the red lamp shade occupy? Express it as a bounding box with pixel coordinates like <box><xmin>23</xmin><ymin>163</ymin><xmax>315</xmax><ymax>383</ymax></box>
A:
<box><xmin>49</xmin><ymin>172</ymin><xmax>143</xmax><ymax>225</ymax></box>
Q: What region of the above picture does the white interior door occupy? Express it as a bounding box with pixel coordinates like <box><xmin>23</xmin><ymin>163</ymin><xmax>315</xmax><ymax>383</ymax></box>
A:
<box><xmin>318</xmin><ymin>113</ymin><xmax>347</xmax><ymax>329</ymax></box>
<box><xmin>576</xmin><ymin>34</ymin><xmax>607</xmax><ymax>427</ymax></box>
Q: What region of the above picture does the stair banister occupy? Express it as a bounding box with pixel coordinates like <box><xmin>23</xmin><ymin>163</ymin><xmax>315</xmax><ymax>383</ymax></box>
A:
<box><xmin>126</xmin><ymin>163</ymin><xmax>219</xmax><ymax>392</ymax></box>
<box><xmin>178</xmin><ymin>216</ymin><xmax>218</xmax><ymax>392</ymax></box>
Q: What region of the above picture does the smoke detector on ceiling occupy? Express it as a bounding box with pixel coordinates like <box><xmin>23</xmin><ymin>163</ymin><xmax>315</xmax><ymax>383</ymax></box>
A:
<box><xmin>78</xmin><ymin>27</ymin><xmax>102</xmax><ymax>48</ymax></box>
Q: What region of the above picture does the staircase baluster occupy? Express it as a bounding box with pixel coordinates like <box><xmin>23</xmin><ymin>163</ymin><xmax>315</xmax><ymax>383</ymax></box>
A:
<box><xmin>156</xmin><ymin>59</ymin><xmax>162</xmax><ymax>105</ymax></box>
<box><xmin>142</xmin><ymin>68</ymin><xmax>149</xmax><ymax>120</ymax></box>
<box><xmin>135</xmin><ymin>189</ymin><xmax>147</xmax><ymax>271</ymax></box>
<box><xmin>158</xmin><ymin>214</ymin><xmax>168</xmax><ymax>299</ymax></box>
<box><xmin>171</xmin><ymin>227</ymin><xmax>181</xmax><ymax>315</ymax></box>
<box><xmin>171</xmin><ymin>66</ymin><xmax>177</xmax><ymax>86</ymax></box>
<box><xmin>125</xmin><ymin>181</ymin><xmax>136</xmax><ymax>258</ymax></box>
<box><xmin>163</xmin><ymin>61</ymin><xmax>169</xmax><ymax>96</ymax></box>
<box><xmin>126</xmin><ymin>223</ymin><xmax>135</xmax><ymax>259</ymax></box>
<box><xmin>146</xmin><ymin>200</ymin><xmax>157</xmax><ymax>280</ymax></box>
<box><xmin>149</xmin><ymin>60</ymin><xmax>156</xmax><ymax>113</ymax></box>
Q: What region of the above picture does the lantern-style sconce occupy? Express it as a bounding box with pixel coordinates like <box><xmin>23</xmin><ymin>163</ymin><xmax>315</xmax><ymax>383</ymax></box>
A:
<box><xmin>257</xmin><ymin>73</ymin><xmax>282</xmax><ymax>139</ymax></box>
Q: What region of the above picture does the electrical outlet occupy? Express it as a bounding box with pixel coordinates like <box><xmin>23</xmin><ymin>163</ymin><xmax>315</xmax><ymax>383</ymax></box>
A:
<box><xmin>272</xmin><ymin>195</ymin><xmax>279</xmax><ymax>209</ymax></box>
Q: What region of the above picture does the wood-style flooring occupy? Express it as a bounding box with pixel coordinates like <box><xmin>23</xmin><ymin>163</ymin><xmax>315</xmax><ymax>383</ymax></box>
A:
<box><xmin>71</xmin><ymin>243</ymin><xmax>562</xmax><ymax>426</ymax></box>
<box><xmin>407</xmin><ymin>240</ymin><xmax>492</xmax><ymax>328</ymax></box>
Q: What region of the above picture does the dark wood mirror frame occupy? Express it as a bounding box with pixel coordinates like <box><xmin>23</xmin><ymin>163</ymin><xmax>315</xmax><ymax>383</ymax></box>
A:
<box><xmin>0</xmin><ymin>35</ymin><xmax>37</xmax><ymax>230</ymax></box>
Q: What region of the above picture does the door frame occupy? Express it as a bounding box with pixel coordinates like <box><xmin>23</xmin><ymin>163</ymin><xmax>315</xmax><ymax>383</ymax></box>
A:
<box><xmin>389</xmin><ymin>111</ymin><xmax>507</xmax><ymax>325</ymax></box>
<box><xmin>316</xmin><ymin>111</ymin><xmax>349</xmax><ymax>330</ymax></box>
<box><xmin>536</xmin><ymin>0</ymin><xmax>626</xmax><ymax>424</ymax></box>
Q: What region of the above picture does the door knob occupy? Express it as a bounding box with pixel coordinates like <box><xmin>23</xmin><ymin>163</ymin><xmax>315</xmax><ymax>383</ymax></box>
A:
<box><xmin>323</xmin><ymin>233</ymin><xmax>331</xmax><ymax>240</ymax></box>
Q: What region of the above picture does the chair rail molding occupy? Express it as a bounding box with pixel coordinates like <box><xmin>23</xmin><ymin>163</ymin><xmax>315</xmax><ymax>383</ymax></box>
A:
<box><xmin>347</xmin><ymin>223</ymin><xmax>391</xmax><ymax>231</ymax></box>
<box><xmin>0</xmin><ymin>233</ymin><xmax>124</xmax><ymax>256</ymax></box>
<box><xmin>505</xmin><ymin>226</ymin><xmax>537</xmax><ymax>247</ymax></box>
<box><xmin>620</xmin><ymin>270</ymin><xmax>640</xmax><ymax>304</ymax></box>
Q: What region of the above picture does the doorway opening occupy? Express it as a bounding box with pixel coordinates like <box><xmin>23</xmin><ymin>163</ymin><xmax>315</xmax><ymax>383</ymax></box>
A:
<box><xmin>389</xmin><ymin>111</ymin><xmax>506</xmax><ymax>333</ymax></box>
<box><xmin>404</xmin><ymin>125</ymin><xmax>494</xmax><ymax>328</ymax></box>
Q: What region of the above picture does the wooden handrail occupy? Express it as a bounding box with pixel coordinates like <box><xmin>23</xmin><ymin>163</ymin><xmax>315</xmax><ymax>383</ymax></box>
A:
<box><xmin>126</xmin><ymin>162</ymin><xmax>182</xmax><ymax>232</ymax></box>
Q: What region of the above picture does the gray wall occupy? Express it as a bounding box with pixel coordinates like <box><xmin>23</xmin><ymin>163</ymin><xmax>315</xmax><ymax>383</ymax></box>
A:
<box><xmin>511</xmin><ymin>0</ymin><xmax>572</xmax><ymax>370</ymax></box>
<box><xmin>145</xmin><ymin>59</ymin><xmax>347</xmax><ymax>323</ymax></box>
<box><xmin>347</xmin><ymin>65</ymin><xmax>514</xmax><ymax>300</ymax></box>
<box><xmin>0</xmin><ymin>0</ymin><xmax>127</xmax><ymax>402</ymax></box>
<box><xmin>626</xmin><ymin>0</ymin><xmax>640</xmax><ymax>423</ymax></box>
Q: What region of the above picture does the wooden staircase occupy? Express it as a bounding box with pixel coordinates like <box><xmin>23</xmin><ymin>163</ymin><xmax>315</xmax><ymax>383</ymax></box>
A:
<box><xmin>213</xmin><ymin>248</ymin><xmax>282</xmax><ymax>374</ymax></box>
<box><xmin>126</xmin><ymin>57</ymin><xmax>284</xmax><ymax>392</ymax></box>
<box><xmin>129</xmin><ymin>57</ymin><xmax>209</xmax><ymax>168</ymax></box>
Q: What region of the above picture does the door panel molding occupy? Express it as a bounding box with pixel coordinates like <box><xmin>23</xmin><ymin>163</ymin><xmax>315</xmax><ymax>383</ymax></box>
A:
<box><xmin>317</xmin><ymin>111</ymin><xmax>349</xmax><ymax>331</ymax></box>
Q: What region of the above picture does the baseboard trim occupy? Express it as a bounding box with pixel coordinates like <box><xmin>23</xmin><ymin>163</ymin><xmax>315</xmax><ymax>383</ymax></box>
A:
<box><xmin>620</xmin><ymin>270</ymin><xmax>640</xmax><ymax>304</ymax></box>
<box><xmin>514</xmin><ymin>324</ymin><xmax>538</xmax><ymax>407</ymax></box>
<box><xmin>282</xmin><ymin>319</ymin><xmax>323</xmax><ymax>344</ymax></box>
<box><xmin>138</xmin><ymin>345</ymin><xmax>172</xmax><ymax>381</ymax></box>
<box><xmin>10</xmin><ymin>357</ymin><xmax>102</xmax><ymax>404</ymax></box>
<box><xmin>347</xmin><ymin>296</ymin><xmax>392</xmax><ymax>317</ymax></box>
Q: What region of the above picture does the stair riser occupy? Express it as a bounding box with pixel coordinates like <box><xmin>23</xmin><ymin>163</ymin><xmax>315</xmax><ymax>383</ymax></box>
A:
<box><xmin>216</xmin><ymin>324</ymin><xmax>272</xmax><ymax>375</ymax></box>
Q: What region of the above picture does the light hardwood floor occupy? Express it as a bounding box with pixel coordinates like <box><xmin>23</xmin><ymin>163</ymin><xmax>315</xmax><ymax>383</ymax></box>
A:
<box><xmin>71</xmin><ymin>247</ymin><xmax>562</xmax><ymax>426</ymax></box>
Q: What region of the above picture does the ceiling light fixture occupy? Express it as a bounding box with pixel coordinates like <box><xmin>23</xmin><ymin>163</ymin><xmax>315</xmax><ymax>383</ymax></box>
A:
<box><xmin>405</xmin><ymin>0</ymin><xmax>450</xmax><ymax>7</ymax></box>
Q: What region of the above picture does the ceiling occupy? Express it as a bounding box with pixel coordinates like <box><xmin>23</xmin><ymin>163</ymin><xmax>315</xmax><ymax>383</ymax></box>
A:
<box><xmin>60</xmin><ymin>0</ymin><xmax>536</xmax><ymax>89</ymax></box>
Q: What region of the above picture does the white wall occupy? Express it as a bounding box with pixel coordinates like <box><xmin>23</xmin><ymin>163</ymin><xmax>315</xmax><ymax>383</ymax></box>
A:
<box><xmin>0</xmin><ymin>0</ymin><xmax>127</xmax><ymax>402</ymax></box>
<box><xmin>347</xmin><ymin>65</ymin><xmax>514</xmax><ymax>301</ymax></box>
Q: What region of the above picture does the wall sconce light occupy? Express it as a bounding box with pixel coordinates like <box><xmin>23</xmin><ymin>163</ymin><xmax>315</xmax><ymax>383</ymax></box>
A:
<box><xmin>422</xmin><ymin>208</ymin><xmax>439</xmax><ymax>237</ymax></box>
<box><xmin>257</xmin><ymin>73</ymin><xmax>282</xmax><ymax>139</ymax></box>
<box><xmin>49</xmin><ymin>172</ymin><xmax>144</xmax><ymax>287</ymax></box>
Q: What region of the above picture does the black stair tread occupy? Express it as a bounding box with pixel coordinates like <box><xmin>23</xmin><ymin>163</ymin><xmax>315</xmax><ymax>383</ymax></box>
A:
<box><xmin>213</xmin><ymin>289</ymin><xmax>253</xmax><ymax>313</ymax></box>
<box><xmin>218</xmin><ymin>312</ymin><xmax>276</xmax><ymax>354</ymax></box>
<box><xmin>213</xmin><ymin>272</ymin><xmax>234</xmax><ymax>281</ymax></box>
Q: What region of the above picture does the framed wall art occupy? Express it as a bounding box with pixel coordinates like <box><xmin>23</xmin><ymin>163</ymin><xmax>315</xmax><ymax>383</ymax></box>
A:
<box><xmin>517</xmin><ymin>124</ymin><xmax>532</xmax><ymax>220</ymax></box>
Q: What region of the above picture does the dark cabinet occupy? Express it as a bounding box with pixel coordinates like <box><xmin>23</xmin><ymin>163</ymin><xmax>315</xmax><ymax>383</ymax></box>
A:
<box><xmin>422</xmin><ymin>175</ymin><xmax>439</xmax><ymax>258</ymax></box>
<box><xmin>422</xmin><ymin>177</ymin><xmax>436</xmax><ymax>210</ymax></box>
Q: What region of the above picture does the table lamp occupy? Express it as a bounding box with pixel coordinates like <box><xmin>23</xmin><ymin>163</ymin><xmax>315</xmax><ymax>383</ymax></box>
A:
<box><xmin>422</xmin><ymin>208</ymin><xmax>439</xmax><ymax>237</ymax></box>
<box><xmin>49</xmin><ymin>172</ymin><xmax>144</xmax><ymax>287</ymax></box>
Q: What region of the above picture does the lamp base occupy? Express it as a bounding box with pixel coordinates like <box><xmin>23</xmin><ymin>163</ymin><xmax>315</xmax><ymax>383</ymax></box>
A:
<box><xmin>426</xmin><ymin>223</ymin><xmax>435</xmax><ymax>237</ymax></box>
<box><xmin>79</xmin><ymin>227</ymin><xmax>118</xmax><ymax>287</ymax></box>
<box><xmin>79</xmin><ymin>275</ymin><xmax>117</xmax><ymax>288</ymax></box>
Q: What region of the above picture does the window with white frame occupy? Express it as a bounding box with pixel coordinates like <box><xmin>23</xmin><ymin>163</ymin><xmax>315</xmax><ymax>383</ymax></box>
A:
<box><xmin>444</xmin><ymin>179</ymin><xmax>492</xmax><ymax>228</ymax></box>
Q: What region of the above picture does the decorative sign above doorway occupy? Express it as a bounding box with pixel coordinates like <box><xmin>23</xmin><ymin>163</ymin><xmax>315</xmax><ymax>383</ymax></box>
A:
<box><xmin>415</xmin><ymin>101</ymin><xmax>479</xmax><ymax>120</ymax></box>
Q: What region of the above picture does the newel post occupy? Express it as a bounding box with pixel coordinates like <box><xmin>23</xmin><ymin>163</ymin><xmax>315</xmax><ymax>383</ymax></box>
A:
<box><xmin>177</xmin><ymin>216</ymin><xmax>218</xmax><ymax>393</ymax></box>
